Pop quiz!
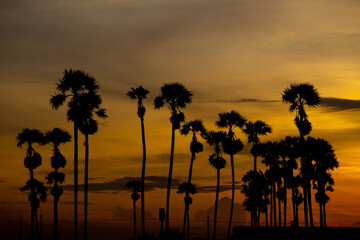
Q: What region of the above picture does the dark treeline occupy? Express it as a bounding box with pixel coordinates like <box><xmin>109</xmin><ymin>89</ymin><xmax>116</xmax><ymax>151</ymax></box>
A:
<box><xmin>17</xmin><ymin>69</ymin><xmax>339</xmax><ymax>240</ymax></box>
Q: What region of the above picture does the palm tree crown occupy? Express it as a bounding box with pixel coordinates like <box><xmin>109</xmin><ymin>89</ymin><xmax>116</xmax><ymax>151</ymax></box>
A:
<box><xmin>127</xmin><ymin>85</ymin><xmax>149</xmax><ymax>119</ymax></box>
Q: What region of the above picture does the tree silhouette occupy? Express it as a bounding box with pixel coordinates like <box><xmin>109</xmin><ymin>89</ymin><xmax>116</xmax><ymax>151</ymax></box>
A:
<box><xmin>16</xmin><ymin>128</ymin><xmax>46</xmax><ymax>239</ymax></box>
<box><xmin>310</xmin><ymin>138</ymin><xmax>338</xmax><ymax>227</ymax></box>
<box><xmin>127</xmin><ymin>86</ymin><xmax>149</xmax><ymax>236</ymax></box>
<box><xmin>45</xmin><ymin>128</ymin><xmax>71</xmax><ymax>240</ymax></box>
<box><xmin>216</xmin><ymin>111</ymin><xmax>245</xmax><ymax>239</ymax></box>
<box><xmin>180</xmin><ymin>119</ymin><xmax>206</xmax><ymax>237</ymax></box>
<box><xmin>203</xmin><ymin>130</ymin><xmax>227</xmax><ymax>240</ymax></box>
<box><xmin>126</xmin><ymin>179</ymin><xmax>141</xmax><ymax>240</ymax></box>
<box><xmin>50</xmin><ymin>69</ymin><xmax>99</xmax><ymax>239</ymax></box>
<box><xmin>77</xmin><ymin>89</ymin><xmax>107</xmax><ymax>240</ymax></box>
<box><xmin>282</xmin><ymin>82</ymin><xmax>320</xmax><ymax>227</ymax></box>
<box><xmin>177</xmin><ymin>182</ymin><xmax>197</xmax><ymax>239</ymax></box>
<box><xmin>154</xmin><ymin>82</ymin><xmax>192</xmax><ymax>231</ymax></box>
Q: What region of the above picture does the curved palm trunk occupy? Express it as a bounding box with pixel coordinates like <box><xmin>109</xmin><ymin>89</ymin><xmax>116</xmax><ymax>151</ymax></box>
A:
<box><xmin>74</xmin><ymin>122</ymin><xmax>79</xmax><ymax>240</ymax></box>
<box><xmin>183</xmin><ymin>151</ymin><xmax>195</xmax><ymax>235</ymax></box>
<box><xmin>140</xmin><ymin>117</ymin><xmax>146</xmax><ymax>236</ymax></box>
<box><xmin>166</xmin><ymin>124</ymin><xmax>175</xmax><ymax>231</ymax></box>
<box><xmin>226</xmin><ymin>154</ymin><xmax>235</xmax><ymax>240</ymax></box>
<box><xmin>84</xmin><ymin>133</ymin><xmax>89</xmax><ymax>240</ymax></box>
<box><xmin>213</xmin><ymin>169</ymin><xmax>220</xmax><ymax>240</ymax></box>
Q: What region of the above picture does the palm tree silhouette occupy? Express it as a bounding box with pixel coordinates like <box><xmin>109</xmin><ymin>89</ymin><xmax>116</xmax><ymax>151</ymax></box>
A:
<box><xmin>177</xmin><ymin>182</ymin><xmax>197</xmax><ymax>239</ymax></box>
<box><xmin>45</xmin><ymin>128</ymin><xmax>71</xmax><ymax>240</ymax></box>
<box><xmin>50</xmin><ymin>69</ymin><xmax>99</xmax><ymax>239</ymax></box>
<box><xmin>126</xmin><ymin>179</ymin><xmax>141</xmax><ymax>240</ymax></box>
<box><xmin>154</xmin><ymin>82</ymin><xmax>192</xmax><ymax>231</ymax></box>
<box><xmin>77</xmin><ymin>90</ymin><xmax>107</xmax><ymax>240</ymax></box>
<box><xmin>180</xmin><ymin>119</ymin><xmax>206</xmax><ymax>237</ymax></box>
<box><xmin>127</xmin><ymin>86</ymin><xmax>150</xmax><ymax>236</ymax></box>
<box><xmin>16</xmin><ymin>128</ymin><xmax>46</xmax><ymax>239</ymax></box>
<box><xmin>282</xmin><ymin>83</ymin><xmax>320</xmax><ymax>227</ymax></box>
<box><xmin>216</xmin><ymin>111</ymin><xmax>245</xmax><ymax>239</ymax></box>
<box><xmin>310</xmin><ymin>138</ymin><xmax>338</xmax><ymax>227</ymax></box>
<box><xmin>203</xmin><ymin>130</ymin><xmax>227</xmax><ymax>240</ymax></box>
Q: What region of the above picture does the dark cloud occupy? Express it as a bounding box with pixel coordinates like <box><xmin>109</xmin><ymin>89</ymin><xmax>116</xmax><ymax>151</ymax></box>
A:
<box><xmin>320</xmin><ymin>97</ymin><xmax>360</xmax><ymax>112</ymax></box>
<box><xmin>194</xmin><ymin>197</ymin><xmax>247</xmax><ymax>223</ymax></box>
<box><xmin>62</xmin><ymin>176</ymin><xmax>182</xmax><ymax>193</ymax></box>
<box><xmin>196</xmin><ymin>184</ymin><xmax>241</xmax><ymax>193</ymax></box>
<box><xmin>221</xmin><ymin>98</ymin><xmax>280</xmax><ymax>103</ymax></box>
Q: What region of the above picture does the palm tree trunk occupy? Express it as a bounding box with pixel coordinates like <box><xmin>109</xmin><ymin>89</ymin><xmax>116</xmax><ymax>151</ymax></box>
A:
<box><xmin>35</xmin><ymin>210</ymin><xmax>40</xmax><ymax>238</ymax></box>
<box><xmin>166</xmin><ymin>124</ymin><xmax>175</xmax><ymax>231</ymax></box>
<box><xmin>183</xmin><ymin>151</ymin><xmax>195</xmax><ymax>235</ymax></box>
<box><xmin>226</xmin><ymin>154</ymin><xmax>235</xmax><ymax>240</ymax></box>
<box><xmin>253</xmin><ymin>155</ymin><xmax>257</xmax><ymax>172</ymax></box>
<box><xmin>187</xmin><ymin>209</ymin><xmax>190</xmax><ymax>240</ymax></box>
<box><xmin>323</xmin><ymin>204</ymin><xmax>327</xmax><ymax>227</ymax></box>
<box><xmin>133</xmin><ymin>200</ymin><xmax>137</xmax><ymax>240</ymax></box>
<box><xmin>278</xmin><ymin>192</ymin><xmax>281</xmax><ymax>227</ymax></box>
<box><xmin>54</xmin><ymin>169</ymin><xmax>59</xmax><ymax>240</ymax></box>
<box><xmin>284</xmin><ymin>188</ymin><xmax>287</xmax><ymax>227</ymax></box>
<box><xmin>273</xmin><ymin>183</ymin><xmax>277</xmax><ymax>227</ymax></box>
<box><xmin>265</xmin><ymin>205</ymin><xmax>268</xmax><ymax>227</ymax></box>
<box><xmin>303</xmin><ymin>182</ymin><xmax>308</xmax><ymax>227</ymax></box>
<box><xmin>74</xmin><ymin>122</ymin><xmax>78</xmax><ymax>240</ymax></box>
<box><xmin>270</xmin><ymin>184</ymin><xmax>273</xmax><ymax>227</ymax></box>
<box><xmin>140</xmin><ymin>117</ymin><xmax>146</xmax><ymax>236</ymax></box>
<box><xmin>319</xmin><ymin>203</ymin><xmax>323</xmax><ymax>227</ymax></box>
<box><xmin>29</xmin><ymin>169</ymin><xmax>35</xmax><ymax>239</ymax></box>
<box><xmin>291</xmin><ymin>187</ymin><xmax>296</xmax><ymax>225</ymax></box>
<box><xmin>214</xmin><ymin>169</ymin><xmax>220</xmax><ymax>240</ymax></box>
<box><xmin>84</xmin><ymin>133</ymin><xmax>89</xmax><ymax>240</ymax></box>
<box><xmin>307</xmin><ymin>184</ymin><xmax>314</xmax><ymax>227</ymax></box>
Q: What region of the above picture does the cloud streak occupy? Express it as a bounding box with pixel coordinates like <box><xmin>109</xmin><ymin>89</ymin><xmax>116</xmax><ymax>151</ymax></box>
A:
<box><xmin>320</xmin><ymin>97</ymin><xmax>360</xmax><ymax>112</ymax></box>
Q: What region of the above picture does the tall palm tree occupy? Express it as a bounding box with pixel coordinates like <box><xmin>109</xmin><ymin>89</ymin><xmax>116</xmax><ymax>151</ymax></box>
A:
<box><xmin>45</xmin><ymin>128</ymin><xmax>71</xmax><ymax>240</ymax></box>
<box><xmin>282</xmin><ymin>82</ymin><xmax>320</xmax><ymax>227</ymax></box>
<box><xmin>50</xmin><ymin>69</ymin><xmax>99</xmax><ymax>239</ymax></box>
<box><xmin>203</xmin><ymin>130</ymin><xmax>227</xmax><ymax>240</ymax></box>
<box><xmin>154</xmin><ymin>82</ymin><xmax>192</xmax><ymax>231</ymax></box>
<box><xmin>16</xmin><ymin>128</ymin><xmax>46</xmax><ymax>239</ymax></box>
<box><xmin>177</xmin><ymin>182</ymin><xmax>197</xmax><ymax>239</ymax></box>
<box><xmin>77</xmin><ymin>90</ymin><xmax>107</xmax><ymax>240</ymax></box>
<box><xmin>127</xmin><ymin>86</ymin><xmax>149</xmax><ymax>236</ymax></box>
<box><xmin>216</xmin><ymin>111</ymin><xmax>245</xmax><ymax>240</ymax></box>
<box><xmin>180</xmin><ymin>119</ymin><xmax>206</xmax><ymax>236</ymax></box>
<box><xmin>126</xmin><ymin>179</ymin><xmax>141</xmax><ymax>240</ymax></box>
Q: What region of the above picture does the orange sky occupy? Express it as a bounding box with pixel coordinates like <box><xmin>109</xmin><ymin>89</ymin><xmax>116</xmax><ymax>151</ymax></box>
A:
<box><xmin>1</xmin><ymin>0</ymin><xmax>360</xmax><ymax>237</ymax></box>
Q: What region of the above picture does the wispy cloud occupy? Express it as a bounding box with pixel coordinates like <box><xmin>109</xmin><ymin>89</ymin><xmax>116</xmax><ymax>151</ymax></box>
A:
<box><xmin>320</xmin><ymin>97</ymin><xmax>360</xmax><ymax>112</ymax></box>
<box><xmin>219</xmin><ymin>98</ymin><xmax>280</xmax><ymax>103</ymax></box>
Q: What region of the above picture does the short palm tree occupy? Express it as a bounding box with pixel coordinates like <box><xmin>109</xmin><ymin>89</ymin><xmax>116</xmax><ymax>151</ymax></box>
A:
<box><xmin>180</xmin><ymin>119</ymin><xmax>206</xmax><ymax>236</ymax></box>
<box><xmin>203</xmin><ymin>130</ymin><xmax>227</xmax><ymax>240</ymax></box>
<box><xmin>16</xmin><ymin>128</ymin><xmax>46</xmax><ymax>239</ymax></box>
<box><xmin>154</xmin><ymin>82</ymin><xmax>192</xmax><ymax>231</ymax></box>
<box><xmin>282</xmin><ymin>82</ymin><xmax>320</xmax><ymax>227</ymax></box>
<box><xmin>45</xmin><ymin>128</ymin><xmax>71</xmax><ymax>240</ymax></box>
<box><xmin>50</xmin><ymin>69</ymin><xmax>99</xmax><ymax>239</ymax></box>
<box><xmin>77</xmin><ymin>90</ymin><xmax>107</xmax><ymax>240</ymax></box>
<box><xmin>177</xmin><ymin>182</ymin><xmax>197</xmax><ymax>239</ymax></box>
<box><xmin>126</xmin><ymin>179</ymin><xmax>141</xmax><ymax>240</ymax></box>
<box><xmin>127</xmin><ymin>86</ymin><xmax>149</xmax><ymax>236</ymax></box>
<box><xmin>216</xmin><ymin>111</ymin><xmax>245</xmax><ymax>240</ymax></box>
<box><xmin>243</xmin><ymin>120</ymin><xmax>272</xmax><ymax>172</ymax></box>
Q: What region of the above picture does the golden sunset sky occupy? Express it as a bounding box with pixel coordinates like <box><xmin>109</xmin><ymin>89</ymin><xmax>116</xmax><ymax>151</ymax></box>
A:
<box><xmin>1</xmin><ymin>0</ymin><xmax>360</xmax><ymax>238</ymax></box>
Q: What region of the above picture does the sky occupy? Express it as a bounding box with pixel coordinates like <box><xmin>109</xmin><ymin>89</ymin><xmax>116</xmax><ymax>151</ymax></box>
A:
<box><xmin>1</xmin><ymin>0</ymin><xmax>360</xmax><ymax>238</ymax></box>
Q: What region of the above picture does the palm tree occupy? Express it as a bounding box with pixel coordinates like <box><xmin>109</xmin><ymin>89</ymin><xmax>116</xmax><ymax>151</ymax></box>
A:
<box><xmin>126</xmin><ymin>179</ymin><xmax>141</xmax><ymax>240</ymax></box>
<box><xmin>203</xmin><ymin>130</ymin><xmax>227</xmax><ymax>240</ymax></box>
<box><xmin>16</xmin><ymin>128</ymin><xmax>46</xmax><ymax>239</ymax></box>
<box><xmin>180</xmin><ymin>119</ymin><xmax>206</xmax><ymax>236</ymax></box>
<box><xmin>45</xmin><ymin>128</ymin><xmax>71</xmax><ymax>240</ymax></box>
<box><xmin>50</xmin><ymin>69</ymin><xmax>99</xmax><ymax>239</ymax></box>
<box><xmin>127</xmin><ymin>86</ymin><xmax>149</xmax><ymax>236</ymax></box>
<box><xmin>77</xmin><ymin>91</ymin><xmax>107</xmax><ymax>240</ymax></box>
<box><xmin>282</xmin><ymin>83</ymin><xmax>320</xmax><ymax>227</ymax></box>
<box><xmin>311</xmin><ymin>138</ymin><xmax>338</xmax><ymax>227</ymax></box>
<box><xmin>216</xmin><ymin>111</ymin><xmax>245</xmax><ymax>240</ymax></box>
<box><xmin>177</xmin><ymin>182</ymin><xmax>197</xmax><ymax>239</ymax></box>
<box><xmin>154</xmin><ymin>82</ymin><xmax>192</xmax><ymax>231</ymax></box>
<box><xmin>243</xmin><ymin>120</ymin><xmax>272</xmax><ymax>172</ymax></box>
